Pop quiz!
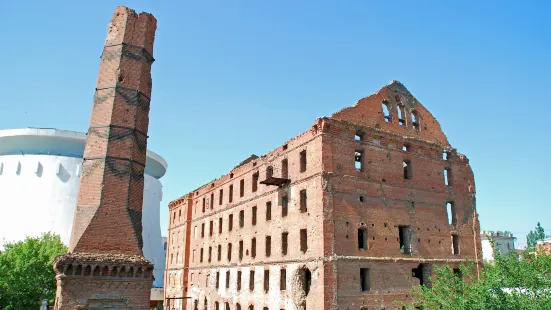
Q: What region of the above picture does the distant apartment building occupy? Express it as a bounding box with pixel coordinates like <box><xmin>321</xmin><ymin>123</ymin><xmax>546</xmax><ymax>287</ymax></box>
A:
<box><xmin>481</xmin><ymin>231</ymin><xmax>517</xmax><ymax>263</ymax></box>
<box><xmin>165</xmin><ymin>81</ymin><xmax>481</xmax><ymax>310</ymax></box>
<box><xmin>536</xmin><ymin>237</ymin><xmax>551</xmax><ymax>254</ymax></box>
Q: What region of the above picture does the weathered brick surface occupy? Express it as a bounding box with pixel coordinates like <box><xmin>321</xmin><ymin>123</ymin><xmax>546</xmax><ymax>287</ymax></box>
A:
<box><xmin>166</xmin><ymin>81</ymin><xmax>480</xmax><ymax>310</ymax></box>
<box><xmin>54</xmin><ymin>6</ymin><xmax>157</xmax><ymax>309</ymax></box>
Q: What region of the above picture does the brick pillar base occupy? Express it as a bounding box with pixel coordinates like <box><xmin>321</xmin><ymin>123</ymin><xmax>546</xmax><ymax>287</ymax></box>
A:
<box><xmin>53</xmin><ymin>253</ymin><xmax>154</xmax><ymax>310</ymax></box>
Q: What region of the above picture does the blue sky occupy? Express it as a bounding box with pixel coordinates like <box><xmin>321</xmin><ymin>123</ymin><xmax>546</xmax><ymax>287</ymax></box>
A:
<box><xmin>1</xmin><ymin>1</ymin><xmax>549</xmax><ymax>247</ymax></box>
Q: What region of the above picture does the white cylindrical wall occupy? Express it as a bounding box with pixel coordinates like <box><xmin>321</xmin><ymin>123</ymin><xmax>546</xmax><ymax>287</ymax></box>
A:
<box><xmin>0</xmin><ymin>154</ymin><xmax>166</xmax><ymax>287</ymax></box>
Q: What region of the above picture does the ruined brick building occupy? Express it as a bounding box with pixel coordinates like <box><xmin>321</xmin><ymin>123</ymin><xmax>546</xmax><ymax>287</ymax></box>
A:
<box><xmin>53</xmin><ymin>6</ymin><xmax>158</xmax><ymax>309</ymax></box>
<box><xmin>165</xmin><ymin>81</ymin><xmax>481</xmax><ymax>310</ymax></box>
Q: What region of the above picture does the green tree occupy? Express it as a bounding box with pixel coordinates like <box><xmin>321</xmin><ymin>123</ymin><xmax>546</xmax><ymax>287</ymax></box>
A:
<box><xmin>527</xmin><ymin>222</ymin><xmax>546</xmax><ymax>248</ymax></box>
<box><xmin>401</xmin><ymin>249</ymin><xmax>551</xmax><ymax>309</ymax></box>
<box><xmin>0</xmin><ymin>233</ymin><xmax>67</xmax><ymax>310</ymax></box>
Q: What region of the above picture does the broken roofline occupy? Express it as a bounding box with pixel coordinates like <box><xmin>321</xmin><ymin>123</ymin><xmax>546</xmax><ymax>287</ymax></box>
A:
<box><xmin>169</xmin><ymin>81</ymin><xmax>466</xmax><ymax>206</ymax></box>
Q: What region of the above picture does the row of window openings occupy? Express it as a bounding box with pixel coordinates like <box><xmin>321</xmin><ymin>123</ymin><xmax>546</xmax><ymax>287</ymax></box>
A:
<box><xmin>354</xmin><ymin>133</ymin><xmax>452</xmax><ymax>162</ymax></box>
<box><xmin>196</xmin><ymin>230</ymin><xmax>307</xmax><ymax>264</ymax></box>
<box><xmin>195</xmin><ymin>192</ymin><xmax>307</xmax><ymax>239</ymax></box>
<box><xmin>198</xmin><ymin>269</ymin><xmax>311</xmax><ymax>310</ymax></box>
<box><xmin>354</xmin><ymin>151</ymin><xmax>453</xmax><ymax>184</ymax></box>
<box><xmin>357</xmin><ymin>226</ymin><xmax>460</xmax><ymax>255</ymax></box>
<box><xmin>197</xmin><ymin>151</ymin><xmax>307</xmax><ymax>213</ymax></box>
<box><xmin>381</xmin><ymin>98</ymin><xmax>420</xmax><ymax>129</ymax></box>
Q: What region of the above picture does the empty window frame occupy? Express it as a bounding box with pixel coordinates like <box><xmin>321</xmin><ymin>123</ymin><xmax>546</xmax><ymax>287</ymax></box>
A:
<box><xmin>229</xmin><ymin>214</ymin><xmax>233</xmax><ymax>231</ymax></box>
<box><xmin>249</xmin><ymin>270</ymin><xmax>255</xmax><ymax>291</ymax></box>
<box><xmin>215</xmin><ymin>302</ymin><xmax>219</xmax><ymax>310</ymax></box>
<box><xmin>251</xmin><ymin>238</ymin><xmax>256</xmax><ymax>258</ymax></box>
<box><xmin>266</xmin><ymin>201</ymin><xmax>272</xmax><ymax>221</ymax></box>
<box><xmin>300</xmin><ymin>229</ymin><xmax>308</xmax><ymax>253</ymax></box>
<box><xmin>301</xmin><ymin>268</ymin><xmax>312</xmax><ymax>295</ymax></box>
<box><xmin>444</xmin><ymin>168</ymin><xmax>452</xmax><ymax>186</ymax></box>
<box><xmin>452</xmin><ymin>234</ymin><xmax>460</xmax><ymax>255</ymax></box>
<box><xmin>355</xmin><ymin>131</ymin><xmax>364</xmax><ymax>141</ymax></box>
<box><xmin>265</xmin><ymin>236</ymin><xmax>271</xmax><ymax>257</ymax></box>
<box><xmin>300</xmin><ymin>150</ymin><xmax>307</xmax><ymax>172</ymax></box>
<box><xmin>403</xmin><ymin>160</ymin><xmax>412</xmax><ymax>180</ymax></box>
<box><xmin>252</xmin><ymin>206</ymin><xmax>257</xmax><ymax>225</ymax></box>
<box><xmin>355</xmin><ymin>151</ymin><xmax>364</xmax><ymax>171</ymax></box>
<box><xmin>382</xmin><ymin>100</ymin><xmax>391</xmax><ymax>123</ymax></box>
<box><xmin>216</xmin><ymin>271</ymin><xmax>220</xmax><ymax>288</ymax></box>
<box><xmin>239</xmin><ymin>210</ymin><xmax>245</xmax><ymax>228</ymax></box>
<box><xmin>201</xmin><ymin>223</ymin><xmax>205</xmax><ymax>237</ymax></box>
<box><xmin>229</xmin><ymin>184</ymin><xmax>234</xmax><ymax>203</ymax></box>
<box><xmin>281</xmin><ymin>196</ymin><xmax>288</xmax><ymax>217</ymax></box>
<box><xmin>252</xmin><ymin>172</ymin><xmax>259</xmax><ymax>192</ymax></box>
<box><xmin>237</xmin><ymin>270</ymin><xmax>242</xmax><ymax>291</ymax></box>
<box><xmin>360</xmin><ymin>268</ymin><xmax>370</xmax><ymax>292</ymax></box>
<box><xmin>282</xmin><ymin>232</ymin><xmax>288</xmax><ymax>255</ymax></box>
<box><xmin>447</xmin><ymin>202</ymin><xmax>457</xmax><ymax>225</ymax></box>
<box><xmin>200</xmin><ymin>248</ymin><xmax>204</xmax><ymax>262</ymax></box>
<box><xmin>239</xmin><ymin>240</ymin><xmax>244</xmax><ymax>261</ymax></box>
<box><xmin>266</xmin><ymin>166</ymin><xmax>273</xmax><ymax>179</ymax></box>
<box><xmin>208</xmin><ymin>247</ymin><xmax>212</xmax><ymax>262</ymax></box>
<box><xmin>210</xmin><ymin>193</ymin><xmax>214</xmax><ymax>209</ymax></box>
<box><xmin>240</xmin><ymin>179</ymin><xmax>245</xmax><ymax>197</ymax></box>
<box><xmin>399</xmin><ymin>226</ymin><xmax>412</xmax><ymax>254</ymax></box>
<box><xmin>403</xmin><ymin>144</ymin><xmax>410</xmax><ymax>152</ymax></box>
<box><xmin>226</xmin><ymin>270</ymin><xmax>230</xmax><ymax>288</ymax></box>
<box><xmin>280</xmin><ymin>269</ymin><xmax>287</xmax><ymax>290</ymax></box>
<box><xmin>219</xmin><ymin>189</ymin><xmax>223</xmax><ymax>205</ymax></box>
<box><xmin>263</xmin><ymin>269</ymin><xmax>270</xmax><ymax>292</ymax></box>
<box><xmin>219</xmin><ymin>218</ymin><xmax>223</xmax><ymax>234</ymax></box>
<box><xmin>228</xmin><ymin>243</ymin><xmax>232</xmax><ymax>261</ymax></box>
<box><xmin>412</xmin><ymin>263</ymin><xmax>429</xmax><ymax>287</ymax></box>
<box><xmin>397</xmin><ymin>104</ymin><xmax>406</xmax><ymax>126</ymax></box>
<box><xmin>281</xmin><ymin>158</ymin><xmax>288</xmax><ymax>179</ymax></box>
<box><xmin>218</xmin><ymin>245</ymin><xmax>222</xmax><ymax>261</ymax></box>
<box><xmin>209</xmin><ymin>221</ymin><xmax>213</xmax><ymax>236</ymax></box>
<box><xmin>411</xmin><ymin>110</ymin><xmax>419</xmax><ymax>130</ymax></box>
<box><xmin>202</xmin><ymin>197</ymin><xmax>206</xmax><ymax>212</ymax></box>
<box><xmin>358</xmin><ymin>228</ymin><xmax>368</xmax><ymax>250</ymax></box>
<box><xmin>300</xmin><ymin>189</ymin><xmax>307</xmax><ymax>213</ymax></box>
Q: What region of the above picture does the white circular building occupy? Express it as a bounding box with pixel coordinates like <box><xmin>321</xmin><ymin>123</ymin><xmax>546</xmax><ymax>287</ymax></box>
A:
<box><xmin>0</xmin><ymin>128</ymin><xmax>167</xmax><ymax>288</ymax></box>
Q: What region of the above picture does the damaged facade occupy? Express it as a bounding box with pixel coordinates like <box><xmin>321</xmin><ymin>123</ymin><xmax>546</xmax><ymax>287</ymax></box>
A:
<box><xmin>165</xmin><ymin>81</ymin><xmax>481</xmax><ymax>310</ymax></box>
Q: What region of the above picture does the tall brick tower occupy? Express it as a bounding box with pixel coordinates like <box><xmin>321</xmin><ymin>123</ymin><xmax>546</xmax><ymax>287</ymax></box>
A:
<box><xmin>53</xmin><ymin>6</ymin><xmax>157</xmax><ymax>309</ymax></box>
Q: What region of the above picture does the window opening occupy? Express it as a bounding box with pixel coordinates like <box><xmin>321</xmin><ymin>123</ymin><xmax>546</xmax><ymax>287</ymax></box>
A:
<box><xmin>229</xmin><ymin>185</ymin><xmax>233</xmax><ymax>203</ymax></box>
<box><xmin>300</xmin><ymin>150</ymin><xmax>307</xmax><ymax>172</ymax></box>
<box><xmin>240</xmin><ymin>179</ymin><xmax>245</xmax><ymax>197</ymax></box>
<box><xmin>300</xmin><ymin>189</ymin><xmax>307</xmax><ymax>213</ymax></box>
<box><xmin>263</xmin><ymin>269</ymin><xmax>270</xmax><ymax>292</ymax></box>
<box><xmin>239</xmin><ymin>210</ymin><xmax>244</xmax><ymax>227</ymax></box>
<box><xmin>239</xmin><ymin>240</ymin><xmax>244</xmax><ymax>261</ymax></box>
<box><xmin>249</xmin><ymin>270</ymin><xmax>255</xmax><ymax>291</ymax></box>
<box><xmin>208</xmin><ymin>247</ymin><xmax>212</xmax><ymax>262</ymax></box>
<box><xmin>219</xmin><ymin>189</ymin><xmax>223</xmax><ymax>205</ymax></box>
<box><xmin>411</xmin><ymin>110</ymin><xmax>419</xmax><ymax>130</ymax></box>
<box><xmin>251</xmin><ymin>238</ymin><xmax>256</xmax><ymax>258</ymax></box>
<box><xmin>226</xmin><ymin>270</ymin><xmax>230</xmax><ymax>288</ymax></box>
<box><xmin>202</xmin><ymin>197</ymin><xmax>206</xmax><ymax>212</ymax></box>
<box><xmin>218</xmin><ymin>245</ymin><xmax>222</xmax><ymax>261</ymax></box>
<box><xmin>281</xmin><ymin>196</ymin><xmax>288</xmax><ymax>217</ymax></box>
<box><xmin>453</xmin><ymin>268</ymin><xmax>462</xmax><ymax>278</ymax></box>
<box><xmin>355</xmin><ymin>131</ymin><xmax>364</xmax><ymax>141</ymax></box>
<box><xmin>209</xmin><ymin>221</ymin><xmax>213</xmax><ymax>236</ymax></box>
<box><xmin>266</xmin><ymin>201</ymin><xmax>272</xmax><ymax>221</ymax></box>
<box><xmin>403</xmin><ymin>160</ymin><xmax>412</xmax><ymax>180</ymax></box>
<box><xmin>237</xmin><ymin>271</ymin><xmax>242</xmax><ymax>291</ymax></box>
<box><xmin>412</xmin><ymin>263</ymin><xmax>430</xmax><ymax>287</ymax></box>
<box><xmin>300</xmin><ymin>268</ymin><xmax>312</xmax><ymax>296</ymax></box>
<box><xmin>265</xmin><ymin>236</ymin><xmax>271</xmax><ymax>257</ymax></box>
<box><xmin>397</xmin><ymin>104</ymin><xmax>405</xmax><ymax>126</ymax></box>
<box><xmin>200</xmin><ymin>248</ymin><xmax>203</xmax><ymax>262</ymax></box>
<box><xmin>216</xmin><ymin>271</ymin><xmax>220</xmax><ymax>288</ymax></box>
<box><xmin>358</xmin><ymin>228</ymin><xmax>368</xmax><ymax>250</ymax></box>
<box><xmin>382</xmin><ymin>101</ymin><xmax>391</xmax><ymax>122</ymax></box>
<box><xmin>280</xmin><ymin>269</ymin><xmax>287</xmax><ymax>290</ymax></box>
<box><xmin>266</xmin><ymin>166</ymin><xmax>273</xmax><ymax>179</ymax></box>
<box><xmin>229</xmin><ymin>214</ymin><xmax>233</xmax><ymax>231</ymax></box>
<box><xmin>282</xmin><ymin>232</ymin><xmax>288</xmax><ymax>255</ymax></box>
<box><xmin>444</xmin><ymin>168</ymin><xmax>452</xmax><ymax>186</ymax></box>
<box><xmin>210</xmin><ymin>193</ymin><xmax>214</xmax><ymax>209</ymax></box>
<box><xmin>252</xmin><ymin>172</ymin><xmax>259</xmax><ymax>192</ymax></box>
<box><xmin>447</xmin><ymin>202</ymin><xmax>457</xmax><ymax>225</ymax></box>
<box><xmin>399</xmin><ymin>226</ymin><xmax>412</xmax><ymax>254</ymax></box>
<box><xmin>281</xmin><ymin>159</ymin><xmax>288</xmax><ymax>179</ymax></box>
<box><xmin>403</xmin><ymin>144</ymin><xmax>409</xmax><ymax>152</ymax></box>
<box><xmin>360</xmin><ymin>268</ymin><xmax>370</xmax><ymax>292</ymax></box>
<box><xmin>215</xmin><ymin>302</ymin><xmax>219</xmax><ymax>310</ymax></box>
<box><xmin>443</xmin><ymin>151</ymin><xmax>449</xmax><ymax>160</ymax></box>
<box><xmin>252</xmin><ymin>206</ymin><xmax>257</xmax><ymax>225</ymax></box>
<box><xmin>219</xmin><ymin>218</ymin><xmax>223</xmax><ymax>234</ymax></box>
<box><xmin>228</xmin><ymin>243</ymin><xmax>232</xmax><ymax>261</ymax></box>
<box><xmin>355</xmin><ymin>151</ymin><xmax>363</xmax><ymax>171</ymax></box>
<box><xmin>300</xmin><ymin>229</ymin><xmax>308</xmax><ymax>253</ymax></box>
<box><xmin>452</xmin><ymin>234</ymin><xmax>459</xmax><ymax>255</ymax></box>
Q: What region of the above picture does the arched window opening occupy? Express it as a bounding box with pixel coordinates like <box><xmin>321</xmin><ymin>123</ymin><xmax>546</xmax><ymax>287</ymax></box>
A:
<box><xmin>266</xmin><ymin>166</ymin><xmax>273</xmax><ymax>179</ymax></box>
<box><xmin>382</xmin><ymin>101</ymin><xmax>391</xmax><ymax>123</ymax></box>
<box><xmin>397</xmin><ymin>104</ymin><xmax>405</xmax><ymax>126</ymax></box>
<box><xmin>411</xmin><ymin>110</ymin><xmax>419</xmax><ymax>130</ymax></box>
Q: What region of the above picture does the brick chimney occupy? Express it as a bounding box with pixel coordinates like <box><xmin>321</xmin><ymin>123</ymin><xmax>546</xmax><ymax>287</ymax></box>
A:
<box><xmin>53</xmin><ymin>6</ymin><xmax>157</xmax><ymax>309</ymax></box>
